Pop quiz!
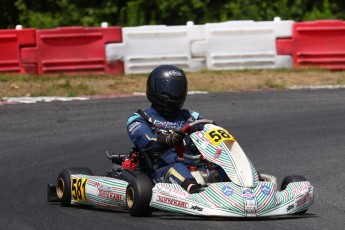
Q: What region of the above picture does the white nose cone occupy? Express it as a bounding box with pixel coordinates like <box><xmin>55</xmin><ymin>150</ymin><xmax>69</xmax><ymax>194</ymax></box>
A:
<box><xmin>229</xmin><ymin>142</ymin><xmax>256</xmax><ymax>187</ymax></box>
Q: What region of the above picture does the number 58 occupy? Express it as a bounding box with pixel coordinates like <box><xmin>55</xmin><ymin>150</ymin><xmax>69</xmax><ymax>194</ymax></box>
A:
<box><xmin>71</xmin><ymin>178</ymin><xmax>87</xmax><ymax>201</ymax></box>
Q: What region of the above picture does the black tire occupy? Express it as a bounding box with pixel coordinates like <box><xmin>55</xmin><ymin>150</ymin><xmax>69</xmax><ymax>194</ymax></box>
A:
<box><xmin>280</xmin><ymin>175</ymin><xmax>308</xmax><ymax>215</ymax></box>
<box><xmin>120</xmin><ymin>170</ymin><xmax>154</xmax><ymax>217</ymax></box>
<box><xmin>56</xmin><ymin>167</ymin><xmax>93</xmax><ymax>207</ymax></box>
<box><xmin>257</xmin><ymin>172</ymin><xmax>262</xmax><ymax>181</ymax></box>
<box><xmin>280</xmin><ymin>175</ymin><xmax>307</xmax><ymax>191</ymax></box>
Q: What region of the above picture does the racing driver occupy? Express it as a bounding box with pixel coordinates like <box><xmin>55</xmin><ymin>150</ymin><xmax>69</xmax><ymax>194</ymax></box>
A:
<box><xmin>126</xmin><ymin>65</ymin><xmax>204</xmax><ymax>193</ymax></box>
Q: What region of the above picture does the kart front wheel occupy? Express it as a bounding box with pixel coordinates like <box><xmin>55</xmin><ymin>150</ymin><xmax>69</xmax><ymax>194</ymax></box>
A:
<box><xmin>56</xmin><ymin>167</ymin><xmax>93</xmax><ymax>206</ymax></box>
<box><xmin>281</xmin><ymin>175</ymin><xmax>308</xmax><ymax>215</ymax></box>
<box><xmin>120</xmin><ymin>170</ymin><xmax>153</xmax><ymax>217</ymax></box>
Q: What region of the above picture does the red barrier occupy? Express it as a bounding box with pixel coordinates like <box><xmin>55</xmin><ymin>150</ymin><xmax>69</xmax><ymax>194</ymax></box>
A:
<box><xmin>21</xmin><ymin>27</ymin><xmax>123</xmax><ymax>75</ymax></box>
<box><xmin>0</xmin><ymin>29</ymin><xmax>36</xmax><ymax>73</ymax></box>
<box><xmin>277</xmin><ymin>20</ymin><xmax>345</xmax><ymax>70</ymax></box>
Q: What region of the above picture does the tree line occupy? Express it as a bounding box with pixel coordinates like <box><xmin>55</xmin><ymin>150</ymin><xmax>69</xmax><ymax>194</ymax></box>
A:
<box><xmin>1</xmin><ymin>0</ymin><xmax>344</xmax><ymax>29</ymax></box>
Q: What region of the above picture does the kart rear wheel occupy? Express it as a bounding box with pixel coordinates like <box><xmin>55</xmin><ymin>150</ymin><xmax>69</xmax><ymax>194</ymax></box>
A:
<box><xmin>56</xmin><ymin>167</ymin><xmax>93</xmax><ymax>207</ymax></box>
<box><xmin>281</xmin><ymin>175</ymin><xmax>308</xmax><ymax>215</ymax></box>
<box><xmin>120</xmin><ymin>170</ymin><xmax>153</xmax><ymax>217</ymax></box>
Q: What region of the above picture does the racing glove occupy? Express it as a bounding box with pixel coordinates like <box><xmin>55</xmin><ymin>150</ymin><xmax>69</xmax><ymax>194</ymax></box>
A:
<box><xmin>157</xmin><ymin>129</ymin><xmax>185</xmax><ymax>150</ymax></box>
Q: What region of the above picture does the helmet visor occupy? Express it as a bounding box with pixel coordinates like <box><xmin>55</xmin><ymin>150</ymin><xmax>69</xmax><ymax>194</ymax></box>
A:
<box><xmin>157</xmin><ymin>78</ymin><xmax>187</xmax><ymax>99</ymax></box>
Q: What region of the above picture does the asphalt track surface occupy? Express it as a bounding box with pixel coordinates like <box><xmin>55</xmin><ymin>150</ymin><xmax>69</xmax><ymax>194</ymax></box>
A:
<box><xmin>1</xmin><ymin>89</ymin><xmax>344</xmax><ymax>230</ymax></box>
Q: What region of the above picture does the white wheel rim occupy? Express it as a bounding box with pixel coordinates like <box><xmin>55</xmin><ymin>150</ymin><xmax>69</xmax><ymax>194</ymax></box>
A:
<box><xmin>56</xmin><ymin>178</ymin><xmax>65</xmax><ymax>199</ymax></box>
<box><xmin>126</xmin><ymin>187</ymin><xmax>134</xmax><ymax>209</ymax></box>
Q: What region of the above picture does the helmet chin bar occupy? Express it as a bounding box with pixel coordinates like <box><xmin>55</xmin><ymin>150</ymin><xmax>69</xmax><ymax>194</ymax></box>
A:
<box><xmin>149</xmin><ymin>92</ymin><xmax>184</xmax><ymax>111</ymax></box>
<box><xmin>152</xmin><ymin>104</ymin><xmax>180</xmax><ymax>116</ymax></box>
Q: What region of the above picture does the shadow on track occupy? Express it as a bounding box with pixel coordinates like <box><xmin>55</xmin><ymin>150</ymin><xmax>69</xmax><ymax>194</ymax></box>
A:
<box><xmin>47</xmin><ymin>202</ymin><xmax>317</xmax><ymax>221</ymax></box>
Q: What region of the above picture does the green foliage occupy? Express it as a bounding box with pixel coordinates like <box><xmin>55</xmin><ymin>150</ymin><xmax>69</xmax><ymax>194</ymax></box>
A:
<box><xmin>0</xmin><ymin>0</ymin><xmax>344</xmax><ymax>29</ymax></box>
<box><xmin>7</xmin><ymin>0</ymin><xmax>119</xmax><ymax>28</ymax></box>
<box><xmin>303</xmin><ymin>0</ymin><xmax>337</xmax><ymax>21</ymax></box>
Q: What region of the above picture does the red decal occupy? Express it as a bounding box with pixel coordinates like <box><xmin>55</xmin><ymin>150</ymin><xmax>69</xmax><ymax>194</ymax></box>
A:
<box><xmin>157</xmin><ymin>196</ymin><xmax>188</xmax><ymax>208</ymax></box>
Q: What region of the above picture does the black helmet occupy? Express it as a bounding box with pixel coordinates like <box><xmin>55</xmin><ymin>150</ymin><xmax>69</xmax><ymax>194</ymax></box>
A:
<box><xmin>146</xmin><ymin>65</ymin><xmax>188</xmax><ymax>111</ymax></box>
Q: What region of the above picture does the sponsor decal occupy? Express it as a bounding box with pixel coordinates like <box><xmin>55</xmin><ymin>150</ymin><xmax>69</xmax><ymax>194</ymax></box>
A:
<box><xmin>201</xmin><ymin>141</ymin><xmax>209</xmax><ymax>148</ymax></box>
<box><xmin>195</xmin><ymin>131</ymin><xmax>205</xmax><ymax>139</ymax></box>
<box><xmin>88</xmin><ymin>180</ymin><xmax>99</xmax><ymax>188</ymax></box>
<box><xmin>287</xmin><ymin>204</ymin><xmax>294</xmax><ymax>212</ymax></box>
<box><xmin>214</xmin><ymin>147</ymin><xmax>223</xmax><ymax>159</ymax></box>
<box><xmin>242</xmin><ymin>189</ymin><xmax>255</xmax><ymax>200</ymax></box>
<box><xmin>128</xmin><ymin>121</ymin><xmax>141</xmax><ymax>132</ymax></box>
<box><xmin>195</xmin><ymin>131</ymin><xmax>210</xmax><ymax>148</ymax></box>
<box><xmin>245</xmin><ymin>206</ymin><xmax>257</xmax><ymax>214</ymax></box>
<box><xmin>157</xmin><ymin>196</ymin><xmax>189</xmax><ymax>208</ymax></box>
<box><xmin>191</xmin><ymin>205</ymin><xmax>203</xmax><ymax>211</ymax></box>
<box><xmin>97</xmin><ymin>184</ymin><xmax>124</xmax><ymax>201</ymax></box>
<box><xmin>296</xmin><ymin>193</ymin><xmax>312</xmax><ymax>207</ymax></box>
<box><xmin>153</xmin><ymin>120</ymin><xmax>184</xmax><ymax>129</ymax></box>
<box><xmin>168</xmin><ymin>176</ymin><xmax>178</xmax><ymax>184</ymax></box>
<box><xmin>261</xmin><ymin>185</ymin><xmax>271</xmax><ymax>195</ymax></box>
<box><xmin>293</xmin><ymin>186</ymin><xmax>307</xmax><ymax>196</ymax></box>
<box><xmin>221</xmin><ymin>186</ymin><xmax>234</xmax><ymax>196</ymax></box>
<box><xmin>168</xmin><ymin>70</ymin><xmax>182</xmax><ymax>76</ymax></box>
<box><xmin>153</xmin><ymin>120</ymin><xmax>165</xmax><ymax>126</ymax></box>
<box><xmin>98</xmin><ymin>190</ymin><xmax>123</xmax><ymax>201</ymax></box>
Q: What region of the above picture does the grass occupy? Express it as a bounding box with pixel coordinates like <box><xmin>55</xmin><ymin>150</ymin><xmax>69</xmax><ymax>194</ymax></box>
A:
<box><xmin>257</xmin><ymin>79</ymin><xmax>286</xmax><ymax>90</ymax></box>
<box><xmin>336</xmin><ymin>75</ymin><xmax>345</xmax><ymax>84</ymax></box>
<box><xmin>1</xmin><ymin>68</ymin><xmax>345</xmax><ymax>99</ymax></box>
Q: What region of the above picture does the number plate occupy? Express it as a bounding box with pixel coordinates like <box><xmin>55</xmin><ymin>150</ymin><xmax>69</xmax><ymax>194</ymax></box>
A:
<box><xmin>205</xmin><ymin>128</ymin><xmax>235</xmax><ymax>146</ymax></box>
<box><xmin>71</xmin><ymin>178</ymin><xmax>87</xmax><ymax>201</ymax></box>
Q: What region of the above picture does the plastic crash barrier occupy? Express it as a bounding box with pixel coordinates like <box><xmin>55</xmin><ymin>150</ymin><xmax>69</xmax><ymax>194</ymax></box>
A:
<box><xmin>277</xmin><ymin>20</ymin><xmax>345</xmax><ymax>70</ymax></box>
<box><xmin>21</xmin><ymin>27</ymin><xmax>124</xmax><ymax>75</ymax></box>
<box><xmin>106</xmin><ymin>23</ymin><xmax>206</xmax><ymax>74</ymax></box>
<box><xmin>106</xmin><ymin>19</ymin><xmax>294</xmax><ymax>74</ymax></box>
<box><xmin>3</xmin><ymin>20</ymin><xmax>345</xmax><ymax>76</ymax></box>
<box><xmin>0</xmin><ymin>29</ymin><xmax>36</xmax><ymax>73</ymax></box>
<box><xmin>191</xmin><ymin>19</ymin><xmax>294</xmax><ymax>70</ymax></box>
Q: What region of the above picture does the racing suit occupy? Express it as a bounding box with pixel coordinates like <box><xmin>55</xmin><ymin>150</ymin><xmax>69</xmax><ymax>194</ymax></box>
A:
<box><xmin>127</xmin><ymin>106</ymin><xmax>201</xmax><ymax>186</ymax></box>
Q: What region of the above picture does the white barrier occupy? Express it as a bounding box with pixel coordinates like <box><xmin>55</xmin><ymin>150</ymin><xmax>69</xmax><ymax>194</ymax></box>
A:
<box><xmin>106</xmin><ymin>23</ymin><xmax>206</xmax><ymax>74</ymax></box>
<box><xmin>106</xmin><ymin>18</ymin><xmax>294</xmax><ymax>74</ymax></box>
<box><xmin>191</xmin><ymin>19</ymin><xmax>293</xmax><ymax>70</ymax></box>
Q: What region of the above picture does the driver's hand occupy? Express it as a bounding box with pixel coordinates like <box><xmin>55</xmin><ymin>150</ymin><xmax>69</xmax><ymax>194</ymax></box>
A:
<box><xmin>167</xmin><ymin>129</ymin><xmax>185</xmax><ymax>145</ymax></box>
<box><xmin>157</xmin><ymin>129</ymin><xmax>185</xmax><ymax>149</ymax></box>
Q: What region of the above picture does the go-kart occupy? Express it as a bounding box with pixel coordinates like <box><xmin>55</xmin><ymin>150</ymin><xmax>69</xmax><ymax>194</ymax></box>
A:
<box><xmin>47</xmin><ymin>119</ymin><xmax>314</xmax><ymax>217</ymax></box>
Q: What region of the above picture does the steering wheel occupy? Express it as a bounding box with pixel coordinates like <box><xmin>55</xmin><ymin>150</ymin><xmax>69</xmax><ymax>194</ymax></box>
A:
<box><xmin>175</xmin><ymin>119</ymin><xmax>214</xmax><ymax>160</ymax></box>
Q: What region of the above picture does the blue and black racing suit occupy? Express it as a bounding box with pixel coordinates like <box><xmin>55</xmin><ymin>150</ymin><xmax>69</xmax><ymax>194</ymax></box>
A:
<box><xmin>127</xmin><ymin>106</ymin><xmax>201</xmax><ymax>185</ymax></box>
